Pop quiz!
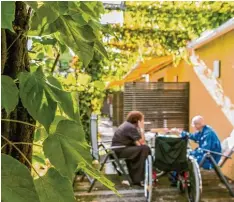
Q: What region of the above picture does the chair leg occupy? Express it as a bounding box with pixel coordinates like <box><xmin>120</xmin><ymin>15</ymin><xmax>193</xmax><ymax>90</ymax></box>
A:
<box><xmin>112</xmin><ymin>161</ymin><xmax>122</xmax><ymax>176</ymax></box>
<box><xmin>209</xmin><ymin>156</ymin><xmax>234</xmax><ymax>197</ymax></box>
<box><xmin>73</xmin><ymin>175</ymin><xmax>77</xmax><ymax>188</ymax></box>
<box><xmin>112</xmin><ymin>152</ymin><xmax>133</xmax><ymax>186</ymax></box>
<box><xmin>80</xmin><ymin>172</ymin><xmax>86</xmax><ymax>182</ymax></box>
<box><xmin>219</xmin><ymin>157</ymin><xmax>229</xmax><ymax>168</ymax></box>
<box><xmin>199</xmin><ymin>153</ymin><xmax>210</xmax><ymax>167</ymax></box>
<box><xmin>88</xmin><ymin>154</ymin><xmax>109</xmax><ymax>193</ymax></box>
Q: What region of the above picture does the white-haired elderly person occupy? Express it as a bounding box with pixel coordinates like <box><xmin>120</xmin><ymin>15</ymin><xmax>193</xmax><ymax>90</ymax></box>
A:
<box><xmin>171</xmin><ymin>115</ymin><xmax>222</xmax><ymax>169</ymax></box>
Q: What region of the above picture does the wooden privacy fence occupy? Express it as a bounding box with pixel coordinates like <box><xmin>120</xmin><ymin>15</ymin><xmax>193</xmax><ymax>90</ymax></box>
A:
<box><xmin>124</xmin><ymin>82</ymin><xmax>190</xmax><ymax>131</ymax></box>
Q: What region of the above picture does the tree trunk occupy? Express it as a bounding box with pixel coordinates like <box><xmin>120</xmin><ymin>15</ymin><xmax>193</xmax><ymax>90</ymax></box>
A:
<box><xmin>1</xmin><ymin>1</ymin><xmax>35</xmax><ymax>169</ymax></box>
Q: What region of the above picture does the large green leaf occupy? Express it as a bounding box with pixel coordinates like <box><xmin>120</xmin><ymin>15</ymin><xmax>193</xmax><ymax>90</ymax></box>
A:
<box><xmin>1</xmin><ymin>1</ymin><xmax>15</xmax><ymax>31</ymax></box>
<box><xmin>19</xmin><ymin>68</ymin><xmax>78</xmax><ymax>131</ymax></box>
<box><xmin>47</xmin><ymin>76</ymin><xmax>75</xmax><ymax>120</ymax></box>
<box><xmin>1</xmin><ymin>75</ymin><xmax>19</xmax><ymax>114</ymax></box>
<box><xmin>94</xmin><ymin>40</ymin><xmax>108</xmax><ymax>59</ymax></box>
<box><xmin>46</xmin><ymin>16</ymin><xmax>95</xmax><ymax>66</ymax></box>
<box><xmin>34</xmin><ymin>168</ymin><xmax>75</xmax><ymax>202</ymax></box>
<box><xmin>43</xmin><ymin>120</ymin><xmax>118</xmax><ymax>194</ymax></box>
<box><xmin>71</xmin><ymin>92</ymin><xmax>82</xmax><ymax>124</ymax></box>
<box><xmin>27</xmin><ymin>1</ymin><xmax>105</xmax><ymax>66</ymax></box>
<box><xmin>1</xmin><ymin>154</ymin><xmax>40</xmax><ymax>202</ymax></box>
<box><xmin>30</xmin><ymin>2</ymin><xmax>68</xmax><ymax>24</ymax></box>
<box><xmin>79</xmin><ymin>2</ymin><xmax>98</xmax><ymax>18</ymax></box>
<box><xmin>43</xmin><ymin>120</ymin><xmax>89</xmax><ymax>179</ymax></box>
<box><xmin>25</xmin><ymin>1</ymin><xmax>39</xmax><ymax>10</ymax></box>
<box><xmin>19</xmin><ymin>68</ymin><xmax>57</xmax><ymax>131</ymax></box>
<box><xmin>28</xmin><ymin>2</ymin><xmax>68</xmax><ymax>36</ymax></box>
<box><xmin>49</xmin><ymin>115</ymin><xmax>67</xmax><ymax>134</ymax></box>
<box><xmin>34</xmin><ymin>127</ymin><xmax>48</xmax><ymax>142</ymax></box>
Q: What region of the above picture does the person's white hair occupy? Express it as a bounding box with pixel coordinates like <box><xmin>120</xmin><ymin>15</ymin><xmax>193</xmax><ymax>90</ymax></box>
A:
<box><xmin>191</xmin><ymin>115</ymin><xmax>204</xmax><ymax>127</ymax></box>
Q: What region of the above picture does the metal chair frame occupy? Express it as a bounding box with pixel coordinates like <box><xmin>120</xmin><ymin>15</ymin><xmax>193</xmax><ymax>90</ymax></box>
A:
<box><xmin>87</xmin><ymin>142</ymin><xmax>133</xmax><ymax>192</ymax></box>
<box><xmin>199</xmin><ymin>146</ymin><xmax>234</xmax><ymax>197</ymax></box>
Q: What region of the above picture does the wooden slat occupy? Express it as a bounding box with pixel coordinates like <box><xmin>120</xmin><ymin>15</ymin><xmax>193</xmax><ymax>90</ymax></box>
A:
<box><xmin>124</xmin><ymin>82</ymin><xmax>189</xmax><ymax>131</ymax></box>
<box><xmin>112</xmin><ymin>92</ymin><xmax>124</xmax><ymax>126</ymax></box>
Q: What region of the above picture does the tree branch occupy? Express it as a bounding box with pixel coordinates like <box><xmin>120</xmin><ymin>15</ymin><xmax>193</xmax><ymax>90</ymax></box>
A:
<box><xmin>1</xmin><ymin>29</ymin><xmax>7</xmax><ymax>73</ymax></box>
<box><xmin>1</xmin><ymin>118</ymin><xmax>42</xmax><ymax>129</ymax></box>
<box><xmin>51</xmin><ymin>52</ymin><xmax>60</xmax><ymax>73</ymax></box>
<box><xmin>6</xmin><ymin>31</ymin><xmax>23</xmax><ymax>52</ymax></box>
<box><xmin>13</xmin><ymin>142</ymin><xmax>42</xmax><ymax>147</ymax></box>
<box><xmin>1</xmin><ymin>135</ymin><xmax>41</xmax><ymax>177</ymax></box>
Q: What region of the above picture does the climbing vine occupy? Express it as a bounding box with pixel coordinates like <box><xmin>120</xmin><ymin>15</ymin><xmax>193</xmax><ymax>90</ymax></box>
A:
<box><xmin>104</xmin><ymin>1</ymin><xmax>234</xmax><ymax>85</ymax></box>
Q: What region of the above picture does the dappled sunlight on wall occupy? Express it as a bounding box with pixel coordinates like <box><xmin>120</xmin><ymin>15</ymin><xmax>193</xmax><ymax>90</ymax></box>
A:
<box><xmin>190</xmin><ymin>53</ymin><xmax>234</xmax><ymax>148</ymax></box>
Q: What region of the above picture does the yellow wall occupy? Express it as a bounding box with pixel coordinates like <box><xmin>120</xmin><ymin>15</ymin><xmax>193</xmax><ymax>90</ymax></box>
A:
<box><xmin>195</xmin><ymin>30</ymin><xmax>234</xmax><ymax>102</ymax></box>
<box><xmin>149</xmin><ymin>30</ymin><xmax>234</xmax><ymax>179</ymax></box>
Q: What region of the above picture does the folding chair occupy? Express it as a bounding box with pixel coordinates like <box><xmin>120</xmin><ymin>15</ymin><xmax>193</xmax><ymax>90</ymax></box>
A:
<box><xmin>87</xmin><ymin>143</ymin><xmax>133</xmax><ymax>192</ymax></box>
<box><xmin>74</xmin><ymin>114</ymin><xmax>133</xmax><ymax>191</ymax></box>
<box><xmin>199</xmin><ymin>145</ymin><xmax>234</xmax><ymax>197</ymax></box>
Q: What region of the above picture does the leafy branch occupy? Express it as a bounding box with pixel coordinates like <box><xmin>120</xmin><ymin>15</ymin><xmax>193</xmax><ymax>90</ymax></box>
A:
<box><xmin>1</xmin><ymin>119</ymin><xmax>43</xmax><ymax>129</ymax></box>
<box><xmin>1</xmin><ymin>135</ymin><xmax>41</xmax><ymax>177</ymax></box>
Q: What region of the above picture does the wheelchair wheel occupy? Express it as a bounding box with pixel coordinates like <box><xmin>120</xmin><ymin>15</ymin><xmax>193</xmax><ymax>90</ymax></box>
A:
<box><xmin>185</xmin><ymin>156</ymin><xmax>202</xmax><ymax>202</ymax></box>
<box><xmin>144</xmin><ymin>155</ymin><xmax>153</xmax><ymax>202</ymax></box>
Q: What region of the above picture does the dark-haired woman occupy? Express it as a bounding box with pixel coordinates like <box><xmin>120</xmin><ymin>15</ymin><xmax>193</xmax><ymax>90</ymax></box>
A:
<box><xmin>112</xmin><ymin>111</ymin><xmax>151</xmax><ymax>186</ymax></box>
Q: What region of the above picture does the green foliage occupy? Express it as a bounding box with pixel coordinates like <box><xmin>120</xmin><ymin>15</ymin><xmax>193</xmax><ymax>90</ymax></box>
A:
<box><xmin>28</xmin><ymin>1</ymin><xmax>107</xmax><ymax>67</ymax></box>
<box><xmin>1</xmin><ymin>154</ymin><xmax>40</xmax><ymax>202</ymax></box>
<box><xmin>18</xmin><ymin>68</ymin><xmax>57</xmax><ymax>131</ymax></box>
<box><xmin>1</xmin><ymin>1</ymin><xmax>119</xmax><ymax>201</ymax></box>
<box><xmin>104</xmin><ymin>1</ymin><xmax>234</xmax><ymax>84</ymax></box>
<box><xmin>34</xmin><ymin>168</ymin><xmax>76</xmax><ymax>202</ymax></box>
<box><xmin>47</xmin><ymin>16</ymin><xmax>95</xmax><ymax>66</ymax></box>
<box><xmin>59</xmin><ymin>52</ymin><xmax>107</xmax><ymax>141</ymax></box>
<box><xmin>43</xmin><ymin>120</ymin><xmax>89</xmax><ymax>179</ymax></box>
<box><xmin>1</xmin><ymin>75</ymin><xmax>19</xmax><ymax>115</ymax></box>
<box><xmin>1</xmin><ymin>1</ymin><xmax>15</xmax><ymax>31</ymax></box>
<box><xmin>18</xmin><ymin>67</ymin><xmax>76</xmax><ymax>131</ymax></box>
<box><xmin>34</xmin><ymin>127</ymin><xmax>48</xmax><ymax>142</ymax></box>
<box><xmin>47</xmin><ymin>76</ymin><xmax>75</xmax><ymax>120</ymax></box>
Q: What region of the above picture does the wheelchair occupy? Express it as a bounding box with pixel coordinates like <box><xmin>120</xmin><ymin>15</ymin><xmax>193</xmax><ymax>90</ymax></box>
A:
<box><xmin>79</xmin><ymin>134</ymin><xmax>201</xmax><ymax>202</ymax></box>
<box><xmin>144</xmin><ymin>134</ymin><xmax>202</xmax><ymax>202</ymax></box>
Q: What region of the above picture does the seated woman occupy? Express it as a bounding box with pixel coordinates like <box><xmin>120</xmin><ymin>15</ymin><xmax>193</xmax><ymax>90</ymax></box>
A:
<box><xmin>112</xmin><ymin>111</ymin><xmax>151</xmax><ymax>186</ymax></box>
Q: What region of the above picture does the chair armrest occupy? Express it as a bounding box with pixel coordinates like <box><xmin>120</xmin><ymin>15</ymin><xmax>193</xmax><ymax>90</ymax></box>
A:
<box><xmin>98</xmin><ymin>140</ymin><xmax>112</xmax><ymax>144</ymax></box>
<box><xmin>93</xmin><ymin>145</ymin><xmax>126</xmax><ymax>152</ymax></box>
<box><xmin>109</xmin><ymin>145</ymin><xmax>126</xmax><ymax>150</ymax></box>
<box><xmin>202</xmin><ymin>149</ymin><xmax>232</xmax><ymax>158</ymax></box>
<box><xmin>100</xmin><ymin>145</ymin><xmax>126</xmax><ymax>151</ymax></box>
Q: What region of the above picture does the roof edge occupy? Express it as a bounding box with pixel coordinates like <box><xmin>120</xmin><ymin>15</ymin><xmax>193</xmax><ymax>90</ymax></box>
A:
<box><xmin>187</xmin><ymin>18</ymin><xmax>234</xmax><ymax>50</ymax></box>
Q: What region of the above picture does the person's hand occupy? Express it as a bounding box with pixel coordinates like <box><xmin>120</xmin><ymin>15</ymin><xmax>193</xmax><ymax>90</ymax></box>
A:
<box><xmin>138</xmin><ymin>119</ymin><xmax>144</xmax><ymax>129</ymax></box>
<box><xmin>170</xmin><ymin>128</ymin><xmax>182</xmax><ymax>135</ymax></box>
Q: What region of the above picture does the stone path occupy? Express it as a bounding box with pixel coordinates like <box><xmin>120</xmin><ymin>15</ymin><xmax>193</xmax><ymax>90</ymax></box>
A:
<box><xmin>74</xmin><ymin>118</ymin><xmax>234</xmax><ymax>202</ymax></box>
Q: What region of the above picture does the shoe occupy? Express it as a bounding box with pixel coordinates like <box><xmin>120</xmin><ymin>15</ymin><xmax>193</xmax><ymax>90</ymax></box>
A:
<box><xmin>121</xmin><ymin>180</ymin><xmax>130</xmax><ymax>186</ymax></box>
